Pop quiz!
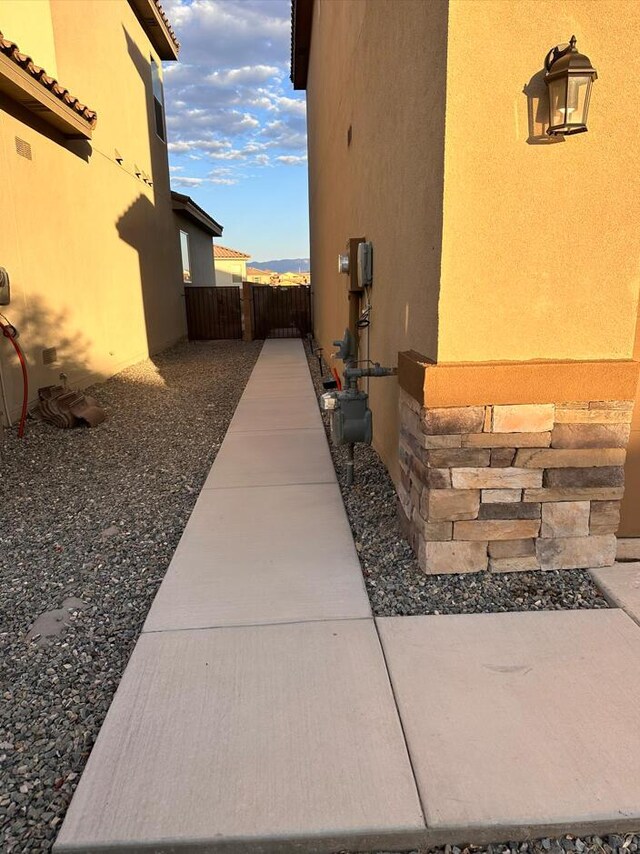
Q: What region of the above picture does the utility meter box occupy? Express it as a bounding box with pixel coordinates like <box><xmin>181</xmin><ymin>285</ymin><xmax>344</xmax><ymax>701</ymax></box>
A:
<box><xmin>330</xmin><ymin>390</ymin><xmax>373</xmax><ymax>445</ymax></box>
<box><xmin>0</xmin><ymin>268</ymin><xmax>10</xmax><ymax>306</ymax></box>
<box><xmin>346</xmin><ymin>237</ymin><xmax>365</xmax><ymax>293</ymax></box>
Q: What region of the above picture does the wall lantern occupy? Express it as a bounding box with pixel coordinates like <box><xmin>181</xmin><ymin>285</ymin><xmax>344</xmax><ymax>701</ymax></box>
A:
<box><xmin>544</xmin><ymin>35</ymin><xmax>597</xmax><ymax>136</ymax></box>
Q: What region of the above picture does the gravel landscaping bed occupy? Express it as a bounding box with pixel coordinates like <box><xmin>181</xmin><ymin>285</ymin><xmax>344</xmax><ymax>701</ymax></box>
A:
<box><xmin>365</xmin><ymin>835</ymin><xmax>640</xmax><ymax>854</ymax></box>
<box><xmin>307</xmin><ymin>347</ymin><xmax>608</xmax><ymax>615</ymax></box>
<box><xmin>0</xmin><ymin>339</ymin><xmax>261</xmax><ymax>853</ymax></box>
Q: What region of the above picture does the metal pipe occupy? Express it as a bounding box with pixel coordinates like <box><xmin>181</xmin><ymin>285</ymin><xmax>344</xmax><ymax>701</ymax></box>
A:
<box><xmin>346</xmin><ymin>442</ymin><xmax>354</xmax><ymax>486</ymax></box>
<box><xmin>0</xmin><ymin>349</ymin><xmax>12</xmax><ymax>427</ymax></box>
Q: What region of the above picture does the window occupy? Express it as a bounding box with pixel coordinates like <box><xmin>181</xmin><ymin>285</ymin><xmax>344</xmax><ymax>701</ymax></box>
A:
<box><xmin>180</xmin><ymin>231</ymin><xmax>191</xmax><ymax>283</ymax></box>
<box><xmin>151</xmin><ymin>56</ymin><xmax>166</xmax><ymax>141</ymax></box>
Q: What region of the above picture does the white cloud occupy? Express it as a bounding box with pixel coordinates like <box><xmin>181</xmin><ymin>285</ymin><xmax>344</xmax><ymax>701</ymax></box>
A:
<box><xmin>162</xmin><ymin>0</ymin><xmax>290</xmax><ymax>67</ymax></box>
<box><xmin>275</xmin><ymin>155</ymin><xmax>307</xmax><ymax>165</ymax></box>
<box><xmin>172</xmin><ymin>176</ymin><xmax>206</xmax><ymax>187</ymax></box>
<box><xmin>205</xmin><ymin>65</ymin><xmax>281</xmax><ymax>87</ymax></box>
<box><xmin>270</xmin><ymin>96</ymin><xmax>306</xmax><ymax>117</ymax></box>
<box><xmin>168</xmin><ymin>138</ymin><xmax>231</xmax><ymax>153</ymax></box>
<box><xmin>162</xmin><ymin>0</ymin><xmax>307</xmax><ymax>186</ymax></box>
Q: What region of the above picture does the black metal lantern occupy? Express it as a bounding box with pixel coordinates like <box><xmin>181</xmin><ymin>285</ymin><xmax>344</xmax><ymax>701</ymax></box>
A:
<box><xmin>544</xmin><ymin>35</ymin><xmax>597</xmax><ymax>136</ymax></box>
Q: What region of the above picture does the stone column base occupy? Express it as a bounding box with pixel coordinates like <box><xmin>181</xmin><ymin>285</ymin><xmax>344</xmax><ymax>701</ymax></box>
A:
<box><xmin>397</xmin><ymin>353</ymin><xmax>639</xmax><ymax>574</ymax></box>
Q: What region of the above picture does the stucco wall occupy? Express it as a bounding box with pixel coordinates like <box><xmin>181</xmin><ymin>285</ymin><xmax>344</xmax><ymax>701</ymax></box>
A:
<box><xmin>175</xmin><ymin>215</ymin><xmax>215</xmax><ymax>287</ymax></box>
<box><xmin>0</xmin><ymin>0</ymin><xmax>58</xmax><ymax>74</ymax></box>
<box><xmin>306</xmin><ymin>0</ymin><xmax>448</xmax><ymax>479</ymax></box>
<box><xmin>438</xmin><ymin>0</ymin><xmax>640</xmax><ymax>363</ymax></box>
<box><xmin>0</xmin><ymin>0</ymin><xmax>184</xmax><ymax>421</ymax></box>
<box><xmin>215</xmin><ymin>258</ymin><xmax>247</xmax><ymax>283</ymax></box>
<box><xmin>215</xmin><ymin>268</ymin><xmax>236</xmax><ymax>287</ymax></box>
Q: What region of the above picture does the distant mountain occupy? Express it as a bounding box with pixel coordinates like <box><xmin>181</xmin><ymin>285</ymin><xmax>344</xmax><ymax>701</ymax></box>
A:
<box><xmin>252</xmin><ymin>258</ymin><xmax>310</xmax><ymax>274</ymax></box>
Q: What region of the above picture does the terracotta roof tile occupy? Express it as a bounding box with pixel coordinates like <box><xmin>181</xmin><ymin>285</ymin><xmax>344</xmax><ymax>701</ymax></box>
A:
<box><xmin>214</xmin><ymin>245</ymin><xmax>251</xmax><ymax>260</ymax></box>
<box><xmin>0</xmin><ymin>31</ymin><xmax>97</xmax><ymax>128</ymax></box>
<box><xmin>154</xmin><ymin>0</ymin><xmax>180</xmax><ymax>52</ymax></box>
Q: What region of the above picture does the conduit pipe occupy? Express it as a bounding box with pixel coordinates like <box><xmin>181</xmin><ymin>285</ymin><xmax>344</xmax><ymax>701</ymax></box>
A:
<box><xmin>0</xmin><ymin>316</ymin><xmax>28</xmax><ymax>438</ymax></box>
<box><xmin>0</xmin><ymin>351</ymin><xmax>12</xmax><ymax>427</ymax></box>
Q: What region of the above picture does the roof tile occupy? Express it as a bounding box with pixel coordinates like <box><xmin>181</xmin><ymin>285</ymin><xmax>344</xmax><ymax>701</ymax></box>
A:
<box><xmin>214</xmin><ymin>245</ymin><xmax>251</xmax><ymax>260</ymax></box>
<box><xmin>0</xmin><ymin>31</ymin><xmax>97</xmax><ymax>128</ymax></box>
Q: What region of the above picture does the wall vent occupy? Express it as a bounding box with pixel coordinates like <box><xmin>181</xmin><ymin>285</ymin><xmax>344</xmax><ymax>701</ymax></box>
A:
<box><xmin>15</xmin><ymin>137</ymin><xmax>32</xmax><ymax>160</ymax></box>
<box><xmin>42</xmin><ymin>347</ymin><xmax>58</xmax><ymax>365</ymax></box>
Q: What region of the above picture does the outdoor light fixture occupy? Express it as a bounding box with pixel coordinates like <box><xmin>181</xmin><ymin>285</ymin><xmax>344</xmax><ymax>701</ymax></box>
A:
<box><xmin>544</xmin><ymin>35</ymin><xmax>597</xmax><ymax>136</ymax></box>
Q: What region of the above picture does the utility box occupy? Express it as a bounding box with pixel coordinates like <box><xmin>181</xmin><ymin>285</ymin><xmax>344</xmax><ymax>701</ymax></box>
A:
<box><xmin>0</xmin><ymin>268</ymin><xmax>10</xmax><ymax>306</ymax></box>
<box><xmin>330</xmin><ymin>390</ymin><xmax>373</xmax><ymax>445</ymax></box>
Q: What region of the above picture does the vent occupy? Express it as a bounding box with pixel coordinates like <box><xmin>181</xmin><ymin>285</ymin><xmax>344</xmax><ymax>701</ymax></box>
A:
<box><xmin>42</xmin><ymin>347</ymin><xmax>58</xmax><ymax>365</ymax></box>
<box><xmin>15</xmin><ymin>137</ymin><xmax>32</xmax><ymax>160</ymax></box>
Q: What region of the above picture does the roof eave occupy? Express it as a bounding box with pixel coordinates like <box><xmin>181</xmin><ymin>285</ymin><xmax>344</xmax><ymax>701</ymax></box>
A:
<box><xmin>291</xmin><ymin>0</ymin><xmax>313</xmax><ymax>90</ymax></box>
<box><xmin>128</xmin><ymin>0</ymin><xmax>180</xmax><ymax>60</ymax></box>
<box><xmin>0</xmin><ymin>52</ymin><xmax>94</xmax><ymax>138</ymax></box>
<box><xmin>171</xmin><ymin>192</ymin><xmax>223</xmax><ymax>237</ymax></box>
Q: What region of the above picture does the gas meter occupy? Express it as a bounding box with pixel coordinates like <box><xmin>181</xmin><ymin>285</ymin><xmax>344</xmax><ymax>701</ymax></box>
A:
<box><xmin>322</xmin><ymin>329</ymin><xmax>396</xmax><ymax>485</ymax></box>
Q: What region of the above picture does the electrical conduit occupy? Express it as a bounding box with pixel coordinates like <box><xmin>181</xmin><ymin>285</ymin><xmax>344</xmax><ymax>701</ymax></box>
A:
<box><xmin>0</xmin><ymin>315</ymin><xmax>28</xmax><ymax>438</ymax></box>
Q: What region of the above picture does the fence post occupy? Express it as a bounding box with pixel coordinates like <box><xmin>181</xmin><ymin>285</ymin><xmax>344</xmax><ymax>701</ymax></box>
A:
<box><xmin>241</xmin><ymin>281</ymin><xmax>254</xmax><ymax>341</ymax></box>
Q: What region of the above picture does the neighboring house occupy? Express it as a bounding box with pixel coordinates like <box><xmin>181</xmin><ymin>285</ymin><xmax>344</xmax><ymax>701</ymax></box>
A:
<box><xmin>246</xmin><ymin>266</ymin><xmax>273</xmax><ymax>285</ymax></box>
<box><xmin>172</xmin><ymin>191</ymin><xmax>223</xmax><ymax>286</ymax></box>
<box><xmin>293</xmin><ymin>0</ymin><xmax>640</xmax><ymax>567</ymax></box>
<box><xmin>0</xmin><ymin>0</ymin><xmax>183</xmax><ymax>422</ymax></box>
<box><xmin>213</xmin><ymin>244</ymin><xmax>250</xmax><ymax>286</ymax></box>
<box><xmin>279</xmin><ymin>272</ymin><xmax>310</xmax><ymax>286</ymax></box>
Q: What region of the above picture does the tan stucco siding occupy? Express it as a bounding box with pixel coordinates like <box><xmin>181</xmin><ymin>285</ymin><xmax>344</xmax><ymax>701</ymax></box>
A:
<box><xmin>0</xmin><ymin>0</ymin><xmax>58</xmax><ymax>75</ymax></box>
<box><xmin>438</xmin><ymin>0</ymin><xmax>640</xmax><ymax>363</ymax></box>
<box><xmin>0</xmin><ymin>0</ymin><xmax>184</xmax><ymax>420</ymax></box>
<box><xmin>215</xmin><ymin>259</ymin><xmax>247</xmax><ymax>282</ymax></box>
<box><xmin>306</xmin><ymin>0</ymin><xmax>449</xmax><ymax>478</ymax></box>
<box><xmin>175</xmin><ymin>216</ymin><xmax>215</xmax><ymax>286</ymax></box>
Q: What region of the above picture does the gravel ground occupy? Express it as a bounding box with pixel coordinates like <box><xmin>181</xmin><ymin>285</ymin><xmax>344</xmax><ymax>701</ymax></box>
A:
<box><xmin>0</xmin><ymin>338</ymin><xmax>261</xmax><ymax>853</ymax></box>
<box><xmin>361</xmin><ymin>836</ymin><xmax>640</xmax><ymax>854</ymax></box>
<box><xmin>307</xmin><ymin>348</ymin><xmax>608</xmax><ymax>615</ymax></box>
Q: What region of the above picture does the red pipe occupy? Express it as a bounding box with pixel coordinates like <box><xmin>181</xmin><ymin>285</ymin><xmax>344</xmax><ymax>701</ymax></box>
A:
<box><xmin>332</xmin><ymin>366</ymin><xmax>342</xmax><ymax>391</ymax></box>
<box><xmin>0</xmin><ymin>320</ymin><xmax>28</xmax><ymax>438</ymax></box>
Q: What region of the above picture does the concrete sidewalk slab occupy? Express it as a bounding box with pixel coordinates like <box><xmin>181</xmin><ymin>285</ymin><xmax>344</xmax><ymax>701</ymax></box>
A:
<box><xmin>378</xmin><ymin>609</ymin><xmax>640</xmax><ymax>845</ymax></box>
<box><xmin>203</xmin><ymin>428</ymin><xmax>336</xmax><ymax>488</ymax></box>
<box><xmin>54</xmin><ymin>621</ymin><xmax>425</xmax><ymax>854</ymax></box>
<box><xmin>143</xmin><ymin>483</ymin><xmax>369</xmax><ymax>632</ymax></box>
<box><xmin>590</xmin><ymin>562</ymin><xmax>640</xmax><ymax>626</ymax></box>
<box><xmin>257</xmin><ymin>339</ymin><xmax>306</xmax><ymax>362</ymax></box>
<box><xmin>228</xmin><ymin>392</ymin><xmax>323</xmax><ymax>432</ymax></box>
<box><xmin>241</xmin><ymin>371</ymin><xmax>315</xmax><ymax>400</ymax></box>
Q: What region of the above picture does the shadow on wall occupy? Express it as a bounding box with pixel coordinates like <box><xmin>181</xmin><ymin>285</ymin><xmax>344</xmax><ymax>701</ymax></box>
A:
<box><xmin>620</xmin><ymin>430</ymin><xmax>640</xmax><ymax>536</ymax></box>
<box><xmin>117</xmin><ymin>28</ymin><xmax>184</xmax><ymax>354</ymax></box>
<box><xmin>0</xmin><ymin>293</ymin><xmax>93</xmax><ymax>421</ymax></box>
<box><xmin>523</xmin><ymin>68</ymin><xmax>565</xmax><ymax>145</ymax></box>
<box><xmin>0</xmin><ymin>92</ymin><xmax>93</xmax><ymax>164</ymax></box>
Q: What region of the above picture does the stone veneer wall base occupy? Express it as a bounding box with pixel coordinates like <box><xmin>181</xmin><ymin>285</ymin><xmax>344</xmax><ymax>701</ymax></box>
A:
<box><xmin>398</xmin><ymin>390</ymin><xmax>632</xmax><ymax>574</ymax></box>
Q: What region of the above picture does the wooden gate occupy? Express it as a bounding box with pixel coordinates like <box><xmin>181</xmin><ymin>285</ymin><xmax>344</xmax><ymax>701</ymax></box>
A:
<box><xmin>250</xmin><ymin>285</ymin><xmax>312</xmax><ymax>339</ymax></box>
<box><xmin>184</xmin><ymin>286</ymin><xmax>242</xmax><ymax>340</ymax></box>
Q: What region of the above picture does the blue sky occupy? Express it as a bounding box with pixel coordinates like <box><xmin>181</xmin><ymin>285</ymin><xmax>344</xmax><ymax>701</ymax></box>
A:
<box><xmin>162</xmin><ymin>0</ymin><xmax>309</xmax><ymax>261</ymax></box>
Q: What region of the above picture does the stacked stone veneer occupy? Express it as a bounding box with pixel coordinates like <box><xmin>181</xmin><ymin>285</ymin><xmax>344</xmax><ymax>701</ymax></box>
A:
<box><xmin>398</xmin><ymin>390</ymin><xmax>633</xmax><ymax>573</ymax></box>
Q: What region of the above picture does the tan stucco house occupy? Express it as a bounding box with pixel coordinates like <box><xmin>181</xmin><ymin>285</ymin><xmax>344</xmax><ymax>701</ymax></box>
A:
<box><xmin>246</xmin><ymin>266</ymin><xmax>273</xmax><ymax>285</ymax></box>
<box><xmin>0</xmin><ymin>0</ymin><xmax>184</xmax><ymax>423</ymax></box>
<box><xmin>293</xmin><ymin>0</ymin><xmax>640</xmax><ymax>571</ymax></box>
<box><xmin>172</xmin><ymin>190</ymin><xmax>223</xmax><ymax>287</ymax></box>
<box><xmin>213</xmin><ymin>244</ymin><xmax>251</xmax><ymax>286</ymax></box>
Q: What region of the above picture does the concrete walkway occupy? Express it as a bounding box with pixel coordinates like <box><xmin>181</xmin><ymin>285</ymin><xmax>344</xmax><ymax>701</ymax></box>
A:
<box><xmin>55</xmin><ymin>339</ymin><xmax>640</xmax><ymax>853</ymax></box>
